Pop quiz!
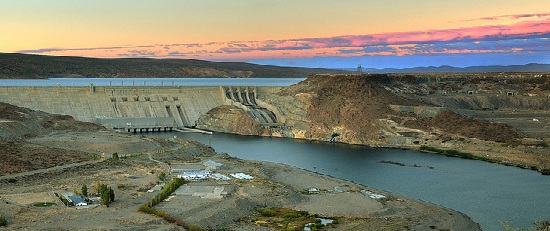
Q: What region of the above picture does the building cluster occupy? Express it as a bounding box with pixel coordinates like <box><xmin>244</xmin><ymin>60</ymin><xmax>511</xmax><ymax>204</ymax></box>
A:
<box><xmin>170</xmin><ymin>159</ymin><xmax>253</xmax><ymax>181</ymax></box>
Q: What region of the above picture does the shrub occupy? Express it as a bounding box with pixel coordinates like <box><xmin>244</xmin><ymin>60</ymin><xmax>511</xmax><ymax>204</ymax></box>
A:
<box><xmin>540</xmin><ymin>169</ymin><xmax>550</xmax><ymax>175</ymax></box>
<box><xmin>0</xmin><ymin>215</ymin><xmax>7</xmax><ymax>226</ymax></box>
<box><xmin>298</xmin><ymin>211</ymin><xmax>309</xmax><ymax>216</ymax></box>
<box><xmin>260</xmin><ymin>208</ymin><xmax>277</xmax><ymax>217</ymax></box>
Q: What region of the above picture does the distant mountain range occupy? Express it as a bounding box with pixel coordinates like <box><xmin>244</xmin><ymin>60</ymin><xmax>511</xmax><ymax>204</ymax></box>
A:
<box><xmin>345</xmin><ymin>63</ymin><xmax>550</xmax><ymax>73</ymax></box>
<box><xmin>0</xmin><ymin>53</ymin><xmax>345</xmax><ymax>79</ymax></box>
<box><xmin>1</xmin><ymin>53</ymin><xmax>548</xmax><ymax>79</ymax></box>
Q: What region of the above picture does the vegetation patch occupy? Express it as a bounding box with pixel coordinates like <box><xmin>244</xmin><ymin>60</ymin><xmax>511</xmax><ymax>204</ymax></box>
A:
<box><xmin>0</xmin><ymin>214</ymin><xmax>6</xmax><ymax>227</ymax></box>
<box><xmin>253</xmin><ymin>207</ymin><xmax>337</xmax><ymax>231</ymax></box>
<box><xmin>540</xmin><ymin>169</ymin><xmax>550</xmax><ymax>175</ymax></box>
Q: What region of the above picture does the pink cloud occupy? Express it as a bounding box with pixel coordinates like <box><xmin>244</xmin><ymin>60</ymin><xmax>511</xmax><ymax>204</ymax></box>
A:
<box><xmin>17</xmin><ymin>15</ymin><xmax>550</xmax><ymax>61</ymax></box>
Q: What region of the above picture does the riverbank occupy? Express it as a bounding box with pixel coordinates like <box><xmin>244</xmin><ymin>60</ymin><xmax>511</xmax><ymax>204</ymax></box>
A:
<box><xmin>0</xmin><ymin>130</ymin><xmax>480</xmax><ymax>230</ymax></box>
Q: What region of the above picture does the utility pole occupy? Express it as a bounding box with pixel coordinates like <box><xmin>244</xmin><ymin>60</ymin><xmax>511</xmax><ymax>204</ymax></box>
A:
<box><xmin>357</xmin><ymin>65</ymin><xmax>363</xmax><ymax>73</ymax></box>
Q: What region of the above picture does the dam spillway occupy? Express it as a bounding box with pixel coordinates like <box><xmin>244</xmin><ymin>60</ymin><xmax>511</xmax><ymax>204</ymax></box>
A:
<box><xmin>0</xmin><ymin>85</ymin><xmax>283</xmax><ymax>130</ymax></box>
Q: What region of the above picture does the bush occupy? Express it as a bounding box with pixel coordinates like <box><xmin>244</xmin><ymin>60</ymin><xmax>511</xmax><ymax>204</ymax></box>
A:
<box><xmin>540</xmin><ymin>169</ymin><xmax>550</xmax><ymax>175</ymax></box>
<box><xmin>260</xmin><ymin>208</ymin><xmax>277</xmax><ymax>217</ymax></box>
<box><xmin>0</xmin><ymin>215</ymin><xmax>6</xmax><ymax>226</ymax></box>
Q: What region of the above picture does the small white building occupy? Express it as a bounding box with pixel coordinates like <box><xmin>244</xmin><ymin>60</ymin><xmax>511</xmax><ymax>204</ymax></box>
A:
<box><xmin>230</xmin><ymin>173</ymin><xmax>253</xmax><ymax>180</ymax></box>
<box><xmin>178</xmin><ymin>169</ymin><xmax>212</xmax><ymax>181</ymax></box>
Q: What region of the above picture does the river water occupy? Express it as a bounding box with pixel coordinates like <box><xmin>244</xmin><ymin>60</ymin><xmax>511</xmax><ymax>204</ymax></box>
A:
<box><xmin>155</xmin><ymin>132</ymin><xmax>550</xmax><ymax>231</ymax></box>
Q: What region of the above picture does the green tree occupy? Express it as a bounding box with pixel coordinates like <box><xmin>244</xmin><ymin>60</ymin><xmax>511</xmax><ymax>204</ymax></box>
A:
<box><xmin>99</xmin><ymin>184</ymin><xmax>109</xmax><ymax>205</ymax></box>
<box><xmin>81</xmin><ymin>184</ymin><xmax>88</xmax><ymax>197</ymax></box>
<box><xmin>109</xmin><ymin>187</ymin><xmax>115</xmax><ymax>202</ymax></box>
<box><xmin>94</xmin><ymin>181</ymin><xmax>101</xmax><ymax>195</ymax></box>
<box><xmin>112</xmin><ymin>152</ymin><xmax>119</xmax><ymax>160</ymax></box>
<box><xmin>73</xmin><ymin>185</ymin><xmax>79</xmax><ymax>196</ymax></box>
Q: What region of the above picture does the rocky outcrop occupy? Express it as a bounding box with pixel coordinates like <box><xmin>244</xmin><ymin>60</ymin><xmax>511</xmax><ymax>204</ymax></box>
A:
<box><xmin>261</xmin><ymin>74</ymin><xmax>423</xmax><ymax>145</ymax></box>
<box><xmin>197</xmin><ymin>105</ymin><xmax>264</xmax><ymax>135</ymax></box>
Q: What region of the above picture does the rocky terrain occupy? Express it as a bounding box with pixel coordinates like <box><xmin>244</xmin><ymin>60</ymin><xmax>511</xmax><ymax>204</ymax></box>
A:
<box><xmin>0</xmin><ymin>53</ymin><xmax>344</xmax><ymax>79</ymax></box>
<box><xmin>0</xmin><ymin>102</ymin><xmax>103</xmax><ymax>175</ymax></box>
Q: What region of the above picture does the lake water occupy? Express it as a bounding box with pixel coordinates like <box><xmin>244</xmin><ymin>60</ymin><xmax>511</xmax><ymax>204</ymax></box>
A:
<box><xmin>0</xmin><ymin>77</ymin><xmax>305</xmax><ymax>87</ymax></box>
<box><xmin>154</xmin><ymin>132</ymin><xmax>550</xmax><ymax>231</ymax></box>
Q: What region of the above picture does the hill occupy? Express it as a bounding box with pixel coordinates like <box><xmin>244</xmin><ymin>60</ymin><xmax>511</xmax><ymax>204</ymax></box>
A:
<box><xmin>344</xmin><ymin>63</ymin><xmax>550</xmax><ymax>73</ymax></box>
<box><xmin>0</xmin><ymin>53</ymin><xmax>344</xmax><ymax>79</ymax></box>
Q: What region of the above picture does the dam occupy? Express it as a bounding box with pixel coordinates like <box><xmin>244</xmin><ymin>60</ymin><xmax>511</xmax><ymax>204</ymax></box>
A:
<box><xmin>0</xmin><ymin>85</ymin><xmax>284</xmax><ymax>131</ymax></box>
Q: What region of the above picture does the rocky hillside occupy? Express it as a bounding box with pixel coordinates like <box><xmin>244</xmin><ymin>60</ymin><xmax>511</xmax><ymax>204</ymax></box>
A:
<box><xmin>270</xmin><ymin>74</ymin><xmax>521</xmax><ymax>144</ymax></box>
<box><xmin>0</xmin><ymin>53</ymin><xmax>344</xmax><ymax>79</ymax></box>
<box><xmin>0</xmin><ymin>102</ymin><xmax>102</xmax><ymax>141</ymax></box>
<box><xmin>0</xmin><ymin>102</ymin><xmax>103</xmax><ymax>175</ymax></box>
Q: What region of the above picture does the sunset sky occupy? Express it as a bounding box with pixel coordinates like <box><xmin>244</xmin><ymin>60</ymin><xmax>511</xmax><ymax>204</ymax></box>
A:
<box><xmin>1</xmin><ymin>0</ymin><xmax>549</xmax><ymax>68</ymax></box>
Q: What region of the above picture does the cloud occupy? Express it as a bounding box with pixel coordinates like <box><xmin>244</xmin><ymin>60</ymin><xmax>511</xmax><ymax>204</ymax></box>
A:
<box><xmin>17</xmin><ymin>13</ymin><xmax>550</xmax><ymax>63</ymax></box>
<box><xmin>460</xmin><ymin>11</ymin><xmax>550</xmax><ymax>22</ymax></box>
<box><xmin>17</xmin><ymin>46</ymin><xmax>131</xmax><ymax>54</ymax></box>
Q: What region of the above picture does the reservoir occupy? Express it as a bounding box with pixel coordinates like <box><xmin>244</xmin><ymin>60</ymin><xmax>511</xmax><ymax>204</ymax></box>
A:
<box><xmin>0</xmin><ymin>77</ymin><xmax>305</xmax><ymax>87</ymax></box>
<box><xmin>156</xmin><ymin>132</ymin><xmax>550</xmax><ymax>231</ymax></box>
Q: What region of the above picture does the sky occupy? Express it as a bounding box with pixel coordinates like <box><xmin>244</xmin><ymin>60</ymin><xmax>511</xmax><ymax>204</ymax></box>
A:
<box><xmin>1</xmin><ymin>0</ymin><xmax>549</xmax><ymax>69</ymax></box>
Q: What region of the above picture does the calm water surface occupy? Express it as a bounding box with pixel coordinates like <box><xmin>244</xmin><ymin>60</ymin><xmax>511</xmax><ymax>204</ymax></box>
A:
<box><xmin>155</xmin><ymin>132</ymin><xmax>550</xmax><ymax>231</ymax></box>
<box><xmin>0</xmin><ymin>77</ymin><xmax>305</xmax><ymax>87</ymax></box>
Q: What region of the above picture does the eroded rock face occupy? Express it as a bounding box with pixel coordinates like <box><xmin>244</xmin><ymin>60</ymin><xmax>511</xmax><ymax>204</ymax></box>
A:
<box><xmin>197</xmin><ymin>105</ymin><xmax>264</xmax><ymax>135</ymax></box>
<box><xmin>260</xmin><ymin>74</ymin><xmax>525</xmax><ymax>145</ymax></box>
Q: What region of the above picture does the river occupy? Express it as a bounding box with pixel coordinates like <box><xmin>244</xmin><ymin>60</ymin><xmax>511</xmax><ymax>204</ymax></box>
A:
<box><xmin>155</xmin><ymin>132</ymin><xmax>550</xmax><ymax>231</ymax></box>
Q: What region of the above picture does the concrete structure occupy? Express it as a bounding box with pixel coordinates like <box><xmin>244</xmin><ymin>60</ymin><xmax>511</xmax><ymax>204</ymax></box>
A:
<box><xmin>0</xmin><ymin>85</ymin><xmax>283</xmax><ymax>131</ymax></box>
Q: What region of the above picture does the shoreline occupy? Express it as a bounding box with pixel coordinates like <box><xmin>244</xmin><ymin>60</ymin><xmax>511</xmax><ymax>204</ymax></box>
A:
<box><xmin>256</xmin><ymin>132</ymin><xmax>550</xmax><ymax>175</ymax></box>
<box><xmin>0</xmin><ymin>131</ymin><xmax>481</xmax><ymax>230</ymax></box>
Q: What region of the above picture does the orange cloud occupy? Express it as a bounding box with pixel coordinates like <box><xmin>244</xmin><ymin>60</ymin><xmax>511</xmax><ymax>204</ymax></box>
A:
<box><xmin>18</xmin><ymin>14</ymin><xmax>550</xmax><ymax>61</ymax></box>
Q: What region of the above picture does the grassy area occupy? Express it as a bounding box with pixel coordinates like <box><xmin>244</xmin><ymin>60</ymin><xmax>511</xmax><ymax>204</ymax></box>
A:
<box><xmin>33</xmin><ymin>202</ymin><xmax>57</xmax><ymax>207</ymax></box>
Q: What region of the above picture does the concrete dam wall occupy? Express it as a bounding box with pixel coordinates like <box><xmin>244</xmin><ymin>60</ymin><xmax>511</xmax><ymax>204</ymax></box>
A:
<box><xmin>0</xmin><ymin>85</ymin><xmax>282</xmax><ymax>130</ymax></box>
